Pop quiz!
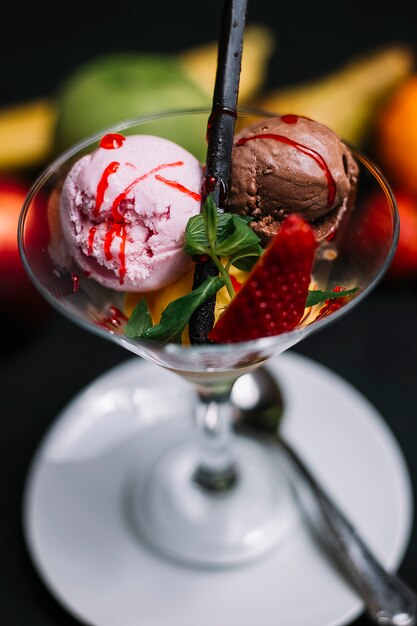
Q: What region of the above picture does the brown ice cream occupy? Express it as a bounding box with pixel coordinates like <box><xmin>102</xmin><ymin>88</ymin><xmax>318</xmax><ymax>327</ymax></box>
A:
<box><xmin>228</xmin><ymin>115</ymin><xmax>358</xmax><ymax>242</ymax></box>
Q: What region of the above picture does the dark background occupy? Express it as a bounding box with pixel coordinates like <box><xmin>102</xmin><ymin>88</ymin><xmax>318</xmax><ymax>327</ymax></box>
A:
<box><xmin>1</xmin><ymin>1</ymin><xmax>417</xmax><ymax>624</ymax></box>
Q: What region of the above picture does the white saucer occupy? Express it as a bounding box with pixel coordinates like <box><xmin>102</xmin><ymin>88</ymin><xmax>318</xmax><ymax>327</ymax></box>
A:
<box><xmin>24</xmin><ymin>352</ymin><xmax>413</xmax><ymax>626</ymax></box>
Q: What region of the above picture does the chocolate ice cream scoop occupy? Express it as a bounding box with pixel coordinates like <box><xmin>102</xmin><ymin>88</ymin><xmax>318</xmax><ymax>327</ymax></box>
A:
<box><xmin>228</xmin><ymin>115</ymin><xmax>358</xmax><ymax>241</ymax></box>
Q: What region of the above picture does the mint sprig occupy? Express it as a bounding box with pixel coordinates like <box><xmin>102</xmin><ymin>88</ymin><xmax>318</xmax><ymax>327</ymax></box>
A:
<box><xmin>184</xmin><ymin>194</ymin><xmax>262</xmax><ymax>295</ymax></box>
<box><xmin>125</xmin><ymin>276</ymin><xmax>225</xmax><ymax>344</ymax></box>
<box><xmin>125</xmin><ymin>196</ymin><xmax>359</xmax><ymax>346</ymax></box>
<box><xmin>305</xmin><ymin>287</ymin><xmax>358</xmax><ymax>308</ymax></box>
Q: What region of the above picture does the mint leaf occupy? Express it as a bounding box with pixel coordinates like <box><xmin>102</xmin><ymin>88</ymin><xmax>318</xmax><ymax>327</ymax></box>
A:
<box><xmin>203</xmin><ymin>194</ymin><xmax>218</xmax><ymax>246</ymax></box>
<box><xmin>215</xmin><ymin>215</ymin><xmax>260</xmax><ymax>257</ymax></box>
<box><xmin>305</xmin><ymin>287</ymin><xmax>358</xmax><ymax>308</ymax></box>
<box><xmin>125</xmin><ymin>298</ymin><xmax>153</xmax><ymax>338</ymax></box>
<box><xmin>183</xmin><ymin>194</ymin><xmax>263</xmax><ymax>304</ymax></box>
<box><xmin>136</xmin><ymin>276</ymin><xmax>225</xmax><ymax>344</ymax></box>
<box><xmin>184</xmin><ymin>214</ymin><xmax>210</xmax><ymax>255</ymax></box>
<box><xmin>231</xmin><ymin>244</ymin><xmax>263</xmax><ymax>271</ymax></box>
<box><xmin>184</xmin><ymin>212</ymin><xmax>234</xmax><ymax>255</ymax></box>
<box><xmin>236</xmin><ymin>215</ymin><xmax>253</xmax><ymax>224</ymax></box>
<box><xmin>184</xmin><ymin>194</ymin><xmax>259</xmax><ymax>258</ymax></box>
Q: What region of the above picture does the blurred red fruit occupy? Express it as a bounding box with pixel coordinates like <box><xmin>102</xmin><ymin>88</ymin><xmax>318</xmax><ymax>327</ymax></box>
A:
<box><xmin>0</xmin><ymin>177</ymin><xmax>49</xmax><ymax>320</ymax></box>
<box><xmin>388</xmin><ymin>191</ymin><xmax>417</xmax><ymax>278</ymax></box>
<box><xmin>365</xmin><ymin>189</ymin><xmax>417</xmax><ymax>279</ymax></box>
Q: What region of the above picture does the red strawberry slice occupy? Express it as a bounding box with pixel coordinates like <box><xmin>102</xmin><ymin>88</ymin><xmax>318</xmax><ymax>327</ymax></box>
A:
<box><xmin>209</xmin><ymin>214</ymin><xmax>316</xmax><ymax>344</ymax></box>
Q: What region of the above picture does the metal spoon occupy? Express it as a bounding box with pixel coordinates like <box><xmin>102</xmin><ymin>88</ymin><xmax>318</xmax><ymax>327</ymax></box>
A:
<box><xmin>232</xmin><ymin>366</ymin><xmax>416</xmax><ymax>626</ymax></box>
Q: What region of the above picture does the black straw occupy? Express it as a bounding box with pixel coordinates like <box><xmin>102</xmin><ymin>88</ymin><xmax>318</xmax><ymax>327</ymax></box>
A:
<box><xmin>189</xmin><ymin>0</ymin><xmax>248</xmax><ymax>345</ymax></box>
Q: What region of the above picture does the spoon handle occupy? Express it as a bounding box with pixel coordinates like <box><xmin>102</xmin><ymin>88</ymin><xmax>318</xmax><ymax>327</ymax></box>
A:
<box><xmin>277</xmin><ymin>434</ymin><xmax>416</xmax><ymax>626</ymax></box>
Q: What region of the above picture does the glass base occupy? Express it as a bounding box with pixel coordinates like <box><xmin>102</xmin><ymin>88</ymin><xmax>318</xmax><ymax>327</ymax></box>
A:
<box><xmin>126</xmin><ymin>426</ymin><xmax>300</xmax><ymax>568</ymax></box>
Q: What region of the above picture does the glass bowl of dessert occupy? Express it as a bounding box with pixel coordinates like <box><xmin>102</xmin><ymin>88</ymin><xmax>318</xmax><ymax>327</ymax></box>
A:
<box><xmin>18</xmin><ymin>109</ymin><xmax>398</xmax><ymax>568</ymax></box>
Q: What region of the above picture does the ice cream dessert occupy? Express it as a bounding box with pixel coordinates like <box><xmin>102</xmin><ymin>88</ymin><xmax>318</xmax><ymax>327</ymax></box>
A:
<box><xmin>57</xmin><ymin>116</ymin><xmax>359</xmax><ymax>345</ymax></box>
<box><xmin>227</xmin><ymin>114</ymin><xmax>358</xmax><ymax>242</ymax></box>
<box><xmin>60</xmin><ymin>133</ymin><xmax>203</xmax><ymax>291</ymax></box>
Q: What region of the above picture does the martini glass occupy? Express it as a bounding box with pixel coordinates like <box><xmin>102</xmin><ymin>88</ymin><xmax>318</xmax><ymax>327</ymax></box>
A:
<box><xmin>19</xmin><ymin>109</ymin><xmax>398</xmax><ymax>568</ymax></box>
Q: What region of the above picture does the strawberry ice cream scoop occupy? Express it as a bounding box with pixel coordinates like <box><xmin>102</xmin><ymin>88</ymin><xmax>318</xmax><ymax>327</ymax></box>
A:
<box><xmin>60</xmin><ymin>133</ymin><xmax>203</xmax><ymax>291</ymax></box>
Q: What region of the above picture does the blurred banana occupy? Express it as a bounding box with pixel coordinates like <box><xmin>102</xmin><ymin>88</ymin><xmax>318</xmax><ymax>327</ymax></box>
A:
<box><xmin>0</xmin><ymin>99</ymin><xmax>56</xmax><ymax>170</ymax></box>
<box><xmin>179</xmin><ymin>25</ymin><xmax>275</xmax><ymax>104</ymax></box>
<box><xmin>6</xmin><ymin>37</ymin><xmax>407</xmax><ymax>174</ymax></box>
<box><xmin>257</xmin><ymin>46</ymin><xmax>414</xmax><ymax>146</ymax></box>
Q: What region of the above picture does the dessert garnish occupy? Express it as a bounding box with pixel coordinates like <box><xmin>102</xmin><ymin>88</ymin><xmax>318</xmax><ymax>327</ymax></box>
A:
<box><xmin>185</xmin><ymin>194</ymin><xmax>262</xmax><ymax>295</ymax></box>
<box><xmin>126</xmin><ymin>275</ymin><xmax>225</xmax><ymax>344</ymax></box>
<box><xmin>125</xmin><ymin>192</ymin><xmax>259</xmax><ymax>342</ymax></box>
<box><xmin>208</xmin><ymin>214</ymin><xmax>315</xmax><ymax>343</ymax></box>
<box><xmin>125</xmin><ymin>204</ymin><xmax>356</xmax><ymax>344</ymax></box>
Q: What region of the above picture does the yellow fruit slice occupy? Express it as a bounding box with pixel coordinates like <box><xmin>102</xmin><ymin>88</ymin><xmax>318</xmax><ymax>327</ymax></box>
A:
<box><xmin>0</xmin><ymin>99</ymin><xmax>57</xmax><ymax>170</ymax></box>
<box><xmin>179</xmin><ymin>25</ymin><xmax>275</xmax><ymax>104</ymax></box>
<box><xmin>125</xmin><ymin>268</ymin><xmax>195</xmax><ymax>345</ymax></box>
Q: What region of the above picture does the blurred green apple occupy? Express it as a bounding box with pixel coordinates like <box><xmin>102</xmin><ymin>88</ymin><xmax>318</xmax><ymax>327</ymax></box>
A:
<box><xmin>55</xmin><ymin>54</ymin><xmax>210</xmax><ymax>160</ymax></box>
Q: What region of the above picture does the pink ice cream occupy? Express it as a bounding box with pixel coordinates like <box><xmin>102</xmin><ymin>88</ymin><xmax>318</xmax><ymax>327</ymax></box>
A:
<box><xmin>60</xmin><ymin>133</ymin><xmax>203</xmax><ymax>291</ymax></box>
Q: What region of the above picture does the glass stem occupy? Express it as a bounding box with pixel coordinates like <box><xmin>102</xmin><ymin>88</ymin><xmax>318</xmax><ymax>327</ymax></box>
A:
<box><xmin>193</xmin><ymin>381</ymin><xmax>238</xmax><ymax>492</ymax></box>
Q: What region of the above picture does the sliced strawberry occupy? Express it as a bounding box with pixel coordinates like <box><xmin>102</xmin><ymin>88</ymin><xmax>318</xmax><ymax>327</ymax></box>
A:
<box><xmin>209</xmin><ymin>215</ymin><xmax>316</xmax><ymax>344</ymax></box>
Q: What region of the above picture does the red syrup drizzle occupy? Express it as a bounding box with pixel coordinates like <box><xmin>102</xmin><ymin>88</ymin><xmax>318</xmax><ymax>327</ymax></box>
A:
<box><xmin>154</xmin><ymin>175</ymin><xmax>202</xmax><ymax>202</ymax></box>
<box><xmin>87</xmin><ymin>226</ymin><xmax>97</xmax><ymax>256</ymax></box>
<box><xmin>99</xmin><ymin>161</ymin><xmax>185</xmax><ymax>284</ymax></box>
<box><xmin>71</xmin><ymin>273</ymin><xmax>79</xmax><ymax>293</ymax></box>
<box><xmin>110</xmin><ymin>161</ymin><xmax>185</xmax><ymax>216</ymax></box>
<box><xmin>281</xmin><ymin>114</ymin><xmax>299</xmax><ymax>124</ymax></box>
<box><xmin>104</xmin><ymin>223</ymin><xmax>127</xmax><ymax>284</ymax></box>
<box><xmin>201</xmin><ymin>175</ymin><xmax>227</xmax><ymax>205</ymax></box>
<box><xmin>98</xmin><ymin>306</ymin><xmax>128</xmax><ymax>330</ymax></box>
<box><xmin>94</xmin><ymin>161</ymin><xmax>120</xmax><ymax>217</ymax></box>
<box><xmin>315</xmin><ymin>286</ymin><xmax>347</xmax><ymax>321</ymax></box>
<box><xmin>99</xmin><ymin>133</ymin><xmax>126</xmax><ymax>149</ymax></box>
<box><xmin>201</xmin><ymin>175</ymin><xmax>217</xmax><ymax>197</ymax></box>
<box><xmin>236</xmin><ymin>134</ymin><xmax>336</xmax><ymax>208</ymax></box>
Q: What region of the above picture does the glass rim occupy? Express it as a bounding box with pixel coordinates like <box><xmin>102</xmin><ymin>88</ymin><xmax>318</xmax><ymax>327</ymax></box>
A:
<box><xmin>18</xmin><ymin>107</ymin><xmax>399</xmax><ymax>355</ymax></box>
